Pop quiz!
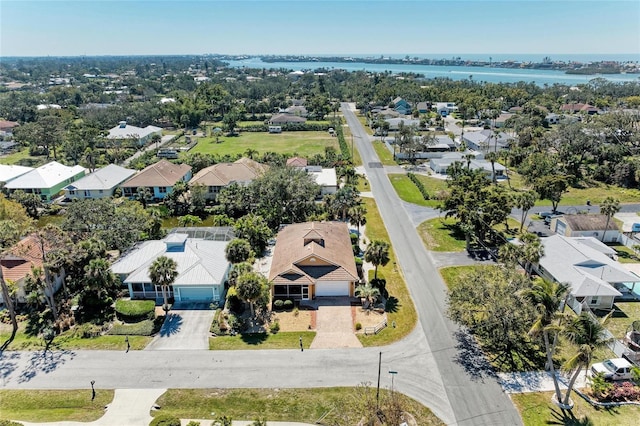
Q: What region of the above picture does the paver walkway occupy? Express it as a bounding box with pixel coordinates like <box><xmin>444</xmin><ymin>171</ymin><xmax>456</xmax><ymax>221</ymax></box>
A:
<box><xmin>310</xmin><ymin>297</ymin><xmax>362</xmax><ymax>349</ymax></box>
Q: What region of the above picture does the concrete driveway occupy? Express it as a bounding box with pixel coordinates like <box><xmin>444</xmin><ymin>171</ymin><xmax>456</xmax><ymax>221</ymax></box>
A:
<box><xmin>310</xmin><ymin>297</ymin><xmax>362</xmax><ymax>349</ymax></box>
<box><xmin>145</xmin><ymin>302</ymin><xmax>214</xmax><ymax>350</ymax></box>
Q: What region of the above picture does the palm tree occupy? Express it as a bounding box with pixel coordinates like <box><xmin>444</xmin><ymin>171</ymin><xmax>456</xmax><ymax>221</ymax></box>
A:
<box><xmin>485</xmin><ymin>151</ymin><xmax>498</xmax><ymax>184</ymax></box>
<box><xmin>562</xmin><ymin>312</ymin><xmax>612</xmax><ymax>407</ymax></box>
<box><xmin>236</xmin><ymin>271</ymin><xmax>266</xmax><ymax>318</ymax></box>
<box><xmin>177</xmin><ymin>214</ymin><xmax>202</xmax><ymax>227</ymax></box>
<box><xmin>149</xmin><ymin>256</ymin><xmax>178</xmax><ymax>313</ymax></box>
<box><xmin>521</xmin><ymin>278</ymin><xmax>570</xmax><ymax>404</ymax></box>
<box><xmin>348</xmin><ymin>204</ymin><xmax>367</xmax><ymax>237</ymax></box>
<box><xmin>514</xmin><ymin>191</ymin><xmax>538</xmax><ymax>233</ymax></box>
<box><xmin>464</xmin><ymin>153</ymin><xmax>475</xmax><ymax>170</ymax></box>
<box><xmin>0</xmin><ymin>266</ymin><xmax>18</xmax><ymax>348</ymax></box>
<box><xmin>498</xmin><ymin>242</ymin><xmax>522</xmax><ymax>267</ymax></box>
<box><xmin>519</xmin><ymin>232</ymin><xmax>544</xmax><ymax>277</ymax></box>
<box><xmin>364</xmin><ymin>240</ymin><xmax>390</xmax><ymax>279</ymax></box>
<box><xmin>355</xmin><ymin>283</ymin><xmax>381</xmax><ymax>309</ymax></box>
<box><xmin>599</xmin><ymin>197</ymin><xmax>620</xmax><ymax>243</ymax></box>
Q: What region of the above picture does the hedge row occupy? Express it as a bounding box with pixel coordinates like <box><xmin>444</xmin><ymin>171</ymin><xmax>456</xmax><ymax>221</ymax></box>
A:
<box><xmin>335</xmin><ymin>124</ymin><xmax>351</xmax><ymax>160</ymax></box>
<box><xmin>237</xmin><ymin>122</ymin><xmax>334</xmax><ymax>133</ymax></box>
<box><xmin>407</xmin><ymin>172</ymin><xmax>430</xmax><ymax>200</ymax></box>
<box><xmin>115</xmin><ymin>299</ymin><xmax>156</xmax><ymax>322</ymax></box>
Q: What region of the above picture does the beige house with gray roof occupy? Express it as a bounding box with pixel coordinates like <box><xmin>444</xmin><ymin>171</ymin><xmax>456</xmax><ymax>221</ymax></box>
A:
<box><xmin>189</xmin><ymin>158</ymin><xmax>267</xmax><ymax>201</ymax></box>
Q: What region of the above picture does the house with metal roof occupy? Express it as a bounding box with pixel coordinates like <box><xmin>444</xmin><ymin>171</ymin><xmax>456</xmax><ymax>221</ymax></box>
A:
<box><xmin>189</xmin><ymin>158</ymin><xmax>267</xmax><ymax>202</ymax></box>
<box><xmin>0</xmin><ymin>164</ymin><xmax>33</xmax><ymax>188</ymax></box>
<box><xmin>107</xmin><ymin>121</ymin><xmax>162</xmax><ymax>146</ymax></box>
<box><xmin>429</xmin><ymin>152</ymin><xmax>506</xmax><ymax>180</ymax></box>
<box><xmin>120</xmin><ymin>160</ymin><xmax>192</xmax><ymax>200</ymax></box>
<box><xmin>3</xmin><ymin>161</ymin><xmax>85</xmax><ymax>201</ymax></box>
<box><xmin>305</xmin><ymin>166</ymin><xmax>337</xmax><ymax>196</ymax></box>
<box><xmin>462</xmin><ymin>129</ymin><xmax>513</xmax><ymax>152</ymax></box>
<box><xmin>534</xmin><ymin>235</ymin><xmax>636</xmax><ymax>311</ymax></box>
<box><xmin>268</xmin><ymin>113</ymin><xmax>307</xmax><ymax>125</ymax></box>
<box><xmin>110</xmin><ymin>233</ymin><xmax>230</xmax><ymax>303</ymax></box>
<box><xmin>269</xmin><ymin>222</ymin><xmax>359</xmax><ymax>301</ymax></box>
<box><xmin>63</xmin><ymin>164</ymin><xmax>136</xmax><ymax>200</ymax></box>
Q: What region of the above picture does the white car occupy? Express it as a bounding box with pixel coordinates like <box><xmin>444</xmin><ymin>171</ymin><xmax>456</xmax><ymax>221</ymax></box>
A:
<box><xmin>591</xmin><ymin>358</ymin><xmax>635</xmax><ymax>381</ymax></box>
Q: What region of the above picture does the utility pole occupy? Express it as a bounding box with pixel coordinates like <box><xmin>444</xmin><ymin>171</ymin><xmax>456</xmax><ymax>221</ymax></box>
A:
<box><xmin>376</xmin><ymin>351</ymin><xmax>382</xmax><ymax>409</ymax></box>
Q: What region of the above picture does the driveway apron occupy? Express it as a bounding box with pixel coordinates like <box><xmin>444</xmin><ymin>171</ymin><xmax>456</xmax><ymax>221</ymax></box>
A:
<box><xmin>145</xmin><ymin>302</ymin><xmax>214</xmax><ymax>350</ymax></box>
<box><xmin>310</xmin><ymin>297</ymin><xmax>362</xmax><ymax>349</ymax></box>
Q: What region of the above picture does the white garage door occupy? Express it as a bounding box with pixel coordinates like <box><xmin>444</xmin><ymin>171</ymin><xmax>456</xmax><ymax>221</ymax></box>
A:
<box><xmin>315</xmin><ymin>281</ymin><xmax>350</xmax><ymax>297</ymax></box>
<box><xmin>176</xmin><ymin>287</ymin><xmax>214</xmax><ymax>302</ymax></box>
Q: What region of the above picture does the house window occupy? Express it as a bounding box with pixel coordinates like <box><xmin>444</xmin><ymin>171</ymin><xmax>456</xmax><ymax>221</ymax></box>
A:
<box><xmin>84</xmin><ymin>190</ymin><xmax>90</xmax><ymax>197</ymax></box>
<box><xmin>131</xmin><ymin>283</ymin><xmax>143</xmax><ymax>292</ymax></box>
<box><xmin>158</xmin><ymin>186</ymin><xmax>167</xmax><ymax>193</ymax></box>
<box><xmin>590</xmin><ymin>296</ymin><xmax>598</xmax><ymax>305</ymax></box>
<box><xmin>69</xmin><ymin>190</ymin><xmax>76</xmax><ymax>195</ymax></box>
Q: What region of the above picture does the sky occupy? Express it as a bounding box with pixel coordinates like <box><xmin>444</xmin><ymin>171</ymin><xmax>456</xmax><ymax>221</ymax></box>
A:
<box><xmin>1</xmin><ymin>0</ymin><xmax>639</xmax><ymax>58</ymax></box>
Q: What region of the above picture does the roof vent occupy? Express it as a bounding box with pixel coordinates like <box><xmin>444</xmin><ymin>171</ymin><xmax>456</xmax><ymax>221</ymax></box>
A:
<box><xmin>119</xmin><ymin>121</ymin><xmax>127</xmax><ymax>128</ymax></box>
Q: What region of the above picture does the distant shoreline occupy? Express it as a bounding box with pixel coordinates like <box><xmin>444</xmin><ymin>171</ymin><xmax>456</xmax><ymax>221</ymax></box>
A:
<box><xmin>218</xmin><ymin>55</ymin><xmax>639</xmax><ymax>76</ymax></box>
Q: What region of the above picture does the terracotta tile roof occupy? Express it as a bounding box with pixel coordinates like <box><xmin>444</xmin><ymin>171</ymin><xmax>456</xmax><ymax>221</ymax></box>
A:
<box><xmin>269</xmin><ymin>222</ymin><xmax>358</xmax><ymax>285</ymax></box>
<box><xmin>0</xmin><ymin>234</ymin><xmax>45</xmax><ymax>283</ymax></box>
<box><xmin>121</xmin><ymin>160</ymin><xmax>191</xmax><ymax>188</ymax></box>
<box><xmin>286</xmin><ymin>157</ymin><xmax>307</xmax><ymax>167</ymax></box>
<box><xmin>190</xmin><ymin>158</ymin><xmax>266</xmax><ymax>187</ymax></box>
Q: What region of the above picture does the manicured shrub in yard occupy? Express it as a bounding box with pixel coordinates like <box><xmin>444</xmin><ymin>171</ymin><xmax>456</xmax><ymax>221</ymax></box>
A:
<box><xmin>115</xmin><ymin>300</ymin><xmax>156</xmax><ymax>322</ymax></box>
<box><xmin>0</xmin><ymin>420</ymin><xmax>24</xmax><ymax>426</ymax></box>
<box><xmin>407</xmin><ymin>172</ymin><xmax>430</xmax><ymax>200</ymax></box>
<box><xmin>149</xmin><ymin>414</ymin><xmax>181</xmax><ymax>426</ymax></box>
<box><xmin>283</xmin><ymin>300</ymin><xmax>294</xmax><ymax>310</ymax></box>
<box><xmin>109</xmin><ymin>317</ymin><xmax>163</xmax><ymax>336</ymax></box>
<box><xmin>273</xmin><ymin>299</ymin><xmax>284</xmax><ymax>310</ymax></box>
<box><xmin>270</xmin><ymin>321</ymin><xmax>280</xmax><ymax>334</ymax></box>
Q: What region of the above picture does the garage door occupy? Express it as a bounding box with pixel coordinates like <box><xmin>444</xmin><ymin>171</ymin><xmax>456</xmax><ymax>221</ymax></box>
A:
<box><xmin>175</xmin><ymin>287</ymin><xmax>214</xmax><ymax>302</ymax></box>
<box><xmin>315</xmin><ymin>281</ymin><xmax>350</xmax><ymax>297</ymax></box>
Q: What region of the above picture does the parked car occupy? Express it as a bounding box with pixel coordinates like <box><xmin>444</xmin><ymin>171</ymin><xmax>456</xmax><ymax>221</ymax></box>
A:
<box><xmin>591</xmin><ymin>358</ymin><xmax>635</xmax><ymax>381</ymax></box>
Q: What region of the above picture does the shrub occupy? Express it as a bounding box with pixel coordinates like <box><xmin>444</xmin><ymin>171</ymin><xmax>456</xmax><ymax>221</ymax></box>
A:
<box><xmin>273</xmin><ymin>299</ymin><xmax>284</xmax><ymax>310</ymax></box>
<box><xmin>350</xmin><ymin>233</ymin><xmax>359</xmax><ymax>245</ymax></box>
<box><xmin>0</xmin><ymin>420</ymin><xmax>24</xmax><ymax>426</ymax></box>
<box><xmin>407</xmin><ymin>172</ymin><xmax>430</xmax><ymax>200</ymax></box>
<box><xmin>149</xmin><ymin>414</ymin><xmax>181</xmax><ymax>426</ymax></box>
<box><xmin>186</xmin><ymin>422</ymin><xmax>201</xmax><ymax>426</ymax></box>
<box><xmin>605</xmin><ymin>381</ymin><xmax>640</xmax><ymax>402</ymax></box>
<box><xmin>270</xmin><ymin>321</ymin><xmax>280</xmax><ymax>334</ymax></box>
<box><xmin>370</xmin><ymin>278</ymin><xmax>389</xmax><ymax>299</ymax></box>
<box><xmin>293</xmin><ymin>307</ymin><xmax>299</xmax><ymax>317</ymax></box>
<box><xmin>283</xmin><ymin>299</ymin><xmax>294</xmax><ymax>310</ymax></box>
<box><xmin>70</xmin><ymin>322</ymin><xmax>104</xmax><ymax>338</ymax></box>
<box><xmin>109</xmin><ymin>319</ymin><xmax>159</xmax><ymax>336</ymax></box>
<box><xmin>355</xmin><ymin>322</ymin><xmax>362</xmax><ymax>331</ymax></box>
<box><xmin>226</xmin><ymin>287</ymin><xmax>245</xmax><ymax>314</ymax></box>
<box><xmin>115</xmin><ymin>299</ymin><xmax>156</xmax><ymax>322</ymax></box>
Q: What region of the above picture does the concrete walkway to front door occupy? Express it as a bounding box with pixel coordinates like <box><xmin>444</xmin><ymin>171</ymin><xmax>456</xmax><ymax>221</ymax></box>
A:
<box><xmin>309</xmin><ymin>297</ymin><xmax>362</xmax><ymax>349</ymax></box>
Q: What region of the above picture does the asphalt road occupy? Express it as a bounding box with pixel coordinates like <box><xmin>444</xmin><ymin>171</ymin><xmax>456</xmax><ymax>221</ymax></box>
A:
<box><xmin>342</xmin><ymin>103</ymin><xmax>522</xmax><ymax>425</ymax></box>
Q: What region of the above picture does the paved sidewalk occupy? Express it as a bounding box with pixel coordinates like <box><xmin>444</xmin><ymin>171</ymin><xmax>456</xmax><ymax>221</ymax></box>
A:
<box><xmin>19</xmin><ymin>388</ymin><xmax>166</xmax><ymax>426</ymax></box>
<box><xmin>498</xmin><ymin>370</ymin><xmax>588</xmax><ymax>394</ymax></box>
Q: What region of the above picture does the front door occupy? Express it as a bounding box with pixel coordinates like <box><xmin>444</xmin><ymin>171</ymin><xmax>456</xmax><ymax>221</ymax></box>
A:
<box><xmin>302</xmin><ymin>285</ymin><xmax>309</xmax><ymax>300</ymax></box>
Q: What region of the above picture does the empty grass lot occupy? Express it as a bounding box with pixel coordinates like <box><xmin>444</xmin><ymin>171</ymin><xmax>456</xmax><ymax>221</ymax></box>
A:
<box><xmin>371</xmin><ymin>140</ymin><xmax>397</xmax><ymax>165</ymax></box>
<box><xmin>389</xmin><ymin>174</ymin><xmax>433</xmax><ymax>207</ymax></box>
<box><xmin>358</xmin><ymin>198</ymin><xmax>417</xmax><ymax>346</ymax></box>
<box><xmin>208</xmin><ymin>331</ymin><xmax>316</xmax><ymax>350</ymax></box>
<box><xmin>153</xmin><ymin>388</ymin><xmax>444</xmax><ymax>425</ymax></box>
<box><xmin>512</xmin><ymin>391</ymin><xmax>640</xmax><ymax>426</ymax></box>
<box><xmin>417</xmin><ymin>217</ymin><xmax>467</xmax><ymax>252</ymax></box>
<box><xmin>0</xmin><ymin>389</ymin><xmax>114</xmax><ymax>422</ymax></box>
<box><xmin>187</xmin><ymin>131</ymin><xmax>339</xmax><ymax>158</ymax></box>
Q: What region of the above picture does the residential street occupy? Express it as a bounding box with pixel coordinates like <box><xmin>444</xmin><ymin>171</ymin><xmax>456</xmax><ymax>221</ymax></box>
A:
<box><xmin>0</xmin><ymin>106</ymin><xmax>523</xmax><ymax>426</ymax></box>
<box><xmin>342</xmin><ymin>103</ymin><xmax>523</xmax><ymax>425</ymax></box>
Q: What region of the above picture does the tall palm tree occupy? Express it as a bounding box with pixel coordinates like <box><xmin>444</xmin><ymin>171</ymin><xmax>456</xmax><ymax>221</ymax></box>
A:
<box><xmin>521</xmin><ymin>278</ymin><xmax>570</xmax><ymax>404</ymax></box>
<box><xmin>464</xmin><ymin>153</ymin><xmax>475</xmax><ymax>170</ymax></box>
<box><xmin>599</xmin><ymin>197</ymin><xmax>620</xmax><ymax>243</ymax></box>
<box><xmin>364</xmin><ymin>240</ymin><xmax>390</xmax><ymax>279</ymax></box>
<box><xmin>562</xmin><ymin>312</ymin><xmax>612</xmax><ymax>407</ymax></box>
<box><xmin>149</xmin><ymin>256</ymin><xmax>178</xmax><ymax>313</ymax></box>
<box><xmin>498</xmin><ymin>242</ymin><xmax>522</xmax><ymax>267</ymax></box>
<box><xmin>514</xmin><ymin>191</ymin><xmax>538</xmax><ymax>233</ymax></box>
<box><xmin>485</xmin><ymin>151</ymin><xmax>498</xmax><ymax>184</ymax></box>
<box><xmin>519</xmin><ymin>232</ymin><xmax>544</xmax><ymax>277</ymax></box>
<box><xmin>348</xmin><ymin>204</ymin><xmax>367</xmax><ymax>237</ymax></box>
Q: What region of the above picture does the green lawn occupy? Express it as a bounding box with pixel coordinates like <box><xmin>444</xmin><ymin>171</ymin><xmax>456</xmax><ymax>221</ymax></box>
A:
<box><xmin>0</xmin><ymin>148</ymin><xmax>46</xmax><ymax>166</ymax></box>
<box><xmin>208</xmin><ymin>331</ymin><xmax>316</xmax><ymax>350</ymax></box>
<box><xmin>371</xmin><ymin>140</ymin><xmax>397</xmax><ymax>166</ymax></box>
<box><xmin>0</xmin><ymin>390</ymin><xmax>114</xmax><ymax>422</ymax></box>
<box><xmin>413</xmin><ymin>174</ymin><xmax>449</xmax><ymax>196</ymax></box>
<box><xmin>389</xmin><ymin>174</ymin><xmax>432</xmax><ymax>207</ymax></box>
<box><xmin>187</xmin><ymin>131</ymin><xmax>338</xmax><ymax>158</ymax></box>
<box><xmin>0</xmin><ymin>324</ymin><xmax>152</xmax><ymax>351</ymax></box>
<box><xmin>512</xmin><ymin>391</ymin><xmax>640</xmax><ymax>426</ymax></box>
<box><xmin>417</xmin><ymin>217</ymin><xmax>467</xmax><ymax>252</ymax></box>
<box><xmin>597</xmin><ymin>302</ymin><xmax>640</xmax><ymax>341</ymax></box>
<box><xmin>607</xmin><ymin>244</ymin><xmax>640</xmax><ymax>263</ymax></box>
<box><xmin>153</xmin><ymin>387</ymin><xmax>444</xmax><ymax>425</ymax></box>
<box><xmin>439</xmin><ymin>265</ymin><xmax>500</xmax><ymax>289</ymax></box>
<box><xmin>358</xmin><ymin>198</ymin><xmax>418</xmax><ymax>346</ymax></box>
